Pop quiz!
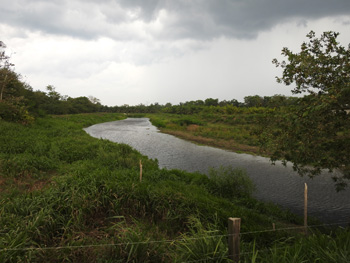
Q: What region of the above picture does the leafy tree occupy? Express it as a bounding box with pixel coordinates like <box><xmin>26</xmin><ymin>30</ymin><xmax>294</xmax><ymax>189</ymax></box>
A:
<box><xmin>0</xmin><ymin>41</ymin><xmax>15</xmax><ymax>101</ymax></box>
<box><xmin>0</xmin><ymin>42</ymin><xmax>34</xmax><ymax>123</ymax></box>
<box><xmin>204</xmin><ymin>98</ymin><xmax>219</xmax><ymax>106</ymax></box>
<box><xmin>244</xmin><ymin>95</ymin><xmax>264</xmax><ymax>107</ymax></box>
<box><xmin>46</xmin><ymin>85</ymin><xmax>62</xmax><ymax>101</ymax></box>
<box><xmin>259</xmin><ymin>31</ymin><xmax>350</xmax><ymax>190</ymax></box>
<box><xmin>264</xmin><ymin>95</ymin><xmax>298</xmax><ymax>108</ymax></box>
<box><xmin>228</xmin><ymin>99</ymin><xmax>241</xmax><ymax>107</ymax></box>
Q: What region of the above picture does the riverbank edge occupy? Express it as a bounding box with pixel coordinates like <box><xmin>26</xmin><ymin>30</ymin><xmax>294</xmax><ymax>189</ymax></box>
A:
<box><xmin>141</xmin><ymin>114</ymin><xmax>264</xmax><ymax>156</ymax></box>
<box><xmin>158</xmin><ymin>127</ymin><xmax>262</xmax><ymax>155</ymax></box>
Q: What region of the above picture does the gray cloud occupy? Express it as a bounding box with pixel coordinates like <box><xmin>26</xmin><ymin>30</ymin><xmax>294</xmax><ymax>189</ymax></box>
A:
<box><xmin>1</xmin><ymin>0</ymin><xmax>349</xmax><ymax>41</ymax></box>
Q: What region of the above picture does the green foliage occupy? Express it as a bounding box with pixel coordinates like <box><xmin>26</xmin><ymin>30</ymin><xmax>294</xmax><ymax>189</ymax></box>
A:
<box><xmin>1</xmin><ymin>43</ymin><xmax>103</xmax><ymax>120</ymax></box>
<box><xmin>173</xmin><ymin>116</ymin><xmax>204</xmax><ymax>126</ymax></box>
<box><xmin>147</xmin><ymin>112</ymin><xmax>262</xmax><ymax>153</ymax></box>
<box><xmin>241</xmin><ymin>229</ymin><xmax>350</xmax><ymax>263</ymax></box>
<box><xmin>174</xmin><ymin>217</ymin><xmax>229</xmax><ymax>262</ymax></box>
<box><xmin>0</xmin><ymin>97</ymin><xmax>34</xmax><ymax>124</ymax></box>
<box><xmin>244</xmin><ymin>95</ymin><xmax>264</xmax><ymax>107</ymax></box>
<box><xmin>260</xmin><ymin>31</ymin><xmax>350</xmax><ymax>189</ymax></box>
<box><xmin>0</xmin><ymin>113</ymin><xmax>348</xmax><ymax>262</ymax></box>
<box><xmin>149</xmin><ymin>117</ymin><xmax>167</xmax><ymax>128</ymax></box>
<box><xmin>207</xmin><ymin>166</ymin><xmax>255</xmax><ymax>199</ymax></box>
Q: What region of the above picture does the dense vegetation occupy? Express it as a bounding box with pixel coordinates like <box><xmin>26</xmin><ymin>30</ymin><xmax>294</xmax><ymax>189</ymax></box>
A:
<box><xmin>1</xmin><ymin>31</ymin><xmax>349</xmax><ymax>261</ymax></box>
<box><xmin>260</xmin><ymin>31</ymin><xmax>350</xmax><ymax>190</ymax></box>
<box><xmin>0</xmin><ymin>114</ymin><xmax>349</xmax><ymax>262</ymax></box>
<box><xmin>143</xmin><ymin>111</ymin><xmax>264</xmax><ymax>155</ymax></box>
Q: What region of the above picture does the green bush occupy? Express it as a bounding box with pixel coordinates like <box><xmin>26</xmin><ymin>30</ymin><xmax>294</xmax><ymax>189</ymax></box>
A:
<box><xmin>173</xmin><ymin>117</ymin><xmax>204</xmax><ymax>126</ymax></box>
<box><xmin>149</xmin><ymin>118</ymin><xmax>166</xmax><ymax>128</ymax></box>
<box><xmin>207</xmin><ymin>166</ymin><xmax>255</xmax><ymax>199</ymax></box>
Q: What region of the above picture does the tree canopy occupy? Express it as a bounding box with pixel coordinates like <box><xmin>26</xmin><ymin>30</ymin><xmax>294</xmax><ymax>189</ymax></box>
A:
<box><xmin>259</xmin><ymin>31</ymin><xmax>350</xmax><ymax>190</ymax></box>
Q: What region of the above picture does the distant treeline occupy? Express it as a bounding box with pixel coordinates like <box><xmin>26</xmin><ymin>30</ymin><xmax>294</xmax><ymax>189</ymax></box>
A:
<box><xmin>1</xmin><ymin>50</ymin><xmax>297</xmax><ymax>122</ymax></box>
<box><xmin>108</xmin><ymin>95</ymin><xmax>298</xmax><ymax>114</ymax></box>
<box><xmin>0</xmin><ymin>65</ymin><xmax>298</xmax><ymax>123</ymax></box>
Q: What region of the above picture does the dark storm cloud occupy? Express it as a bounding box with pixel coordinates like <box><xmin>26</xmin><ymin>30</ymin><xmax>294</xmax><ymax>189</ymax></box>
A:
<box><xmin>1</xmin><ymin>0</ymin><xmax>350</xmax><ymax>40</ymax></box>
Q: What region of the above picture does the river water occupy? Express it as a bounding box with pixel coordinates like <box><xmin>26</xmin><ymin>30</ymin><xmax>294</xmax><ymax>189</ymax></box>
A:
<box><xmin>84</xmin><ymin>118</ymin><xmax>350</xmax><ymax>224</ymax></box>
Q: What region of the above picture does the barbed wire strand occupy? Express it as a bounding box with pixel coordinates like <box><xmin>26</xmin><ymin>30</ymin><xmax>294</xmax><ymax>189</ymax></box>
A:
<box><xmin>240</xmin><ymin>220</ymin><xmax>349</xmax><ymax>236</ymax></box>
<box><xmin>0</xmin><ymin>220</ymin><xmax>348</xmax><ymax>253</ymax></box>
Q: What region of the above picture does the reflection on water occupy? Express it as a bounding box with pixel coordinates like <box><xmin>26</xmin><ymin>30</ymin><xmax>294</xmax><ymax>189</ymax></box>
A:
<box><xmin>84</xmin><ymin>118</ymin><xmax>350</xmax><ymax>223</ymax></box>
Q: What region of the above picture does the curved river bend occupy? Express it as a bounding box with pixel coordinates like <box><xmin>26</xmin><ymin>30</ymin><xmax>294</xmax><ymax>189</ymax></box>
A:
<box><xmin>84</xmin><ymin>118</ymin><xmax>350</xmax><ymax>224</ymax></box>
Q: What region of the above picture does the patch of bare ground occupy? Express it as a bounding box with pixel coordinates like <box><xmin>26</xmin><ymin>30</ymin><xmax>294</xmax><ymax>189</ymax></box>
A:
<box><xmin>0</xmin><ymin>174</ymin><xmax>52</xmax><ymax>194</ymax></box>
<box><xmin>160</xmin><ymin>128</ymin><xmax>261</xmax><ymax>155</ymax></box>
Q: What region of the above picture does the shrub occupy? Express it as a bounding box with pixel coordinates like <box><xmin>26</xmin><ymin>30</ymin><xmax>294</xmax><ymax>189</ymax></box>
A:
<box><xmin>149</xmin><ymin>118</ymin><xmax>166</xmax><ymax>128</ymax></box>
<box><xmin>173</xmin><ymin>117</ymin><xmax>204</xmax><ymax>126</ymax></box>
<box><xmin>207</xmin><ymin>166</ymin><xmax>255</xmax><ymax>199</ymax></box>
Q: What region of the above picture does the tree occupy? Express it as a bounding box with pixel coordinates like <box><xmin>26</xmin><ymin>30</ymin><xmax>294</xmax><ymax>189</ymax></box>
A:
<box><xmin>0</xmin><ymin>41</ymin><xmax>15</xmax><ymax>101</ymax></box>
<box><xmin>46</xmin><ymin>85</ymin><xmax>62</xmax><ymax>101</ymax></box>
<box><xmin>259</xmin><ymin>31</ymin><xmax>350</xmax><ymax>190</ymax></box>
<box><xmin>204</xmin><ymin>98</ymin><xmax>219</xmax><ymax>106</ymax></box>
<box><xmin>244</xmin><ymin>95</ymin><xmax>263</xmax><ymax>107</ymax></box>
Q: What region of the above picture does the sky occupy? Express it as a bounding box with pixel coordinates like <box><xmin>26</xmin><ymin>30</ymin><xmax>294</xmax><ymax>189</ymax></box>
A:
<box><xmin>1</xmin><ymin>0</ymin><xmax>350</xmax><ymax>106</ymax></box>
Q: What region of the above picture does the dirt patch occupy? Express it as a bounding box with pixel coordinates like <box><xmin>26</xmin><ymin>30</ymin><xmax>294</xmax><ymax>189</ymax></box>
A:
<box><xmin>0</xmin><ymin>174</ymin><xmax>52</xmax><ymax>195</ymax></box>
<box><xmin>186</xmin><ymin>124</ymin><xmax>199</xmax><ymax>132</ymax></box>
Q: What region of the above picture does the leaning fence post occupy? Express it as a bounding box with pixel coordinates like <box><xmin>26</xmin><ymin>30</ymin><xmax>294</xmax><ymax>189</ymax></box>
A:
<box><xmin>304</xmin><ymin>183</ymin><xmax>308</xmax><ymax>235</ymax></box>
<box><xmin>228</xmin><ymin>217</ymin><xmax>241</xmax><ymax>263</ymax></box>
<box><xmin>139</xmin><ymin>160</ymin><xmax>143</xmax><ymax>182</ymax></box>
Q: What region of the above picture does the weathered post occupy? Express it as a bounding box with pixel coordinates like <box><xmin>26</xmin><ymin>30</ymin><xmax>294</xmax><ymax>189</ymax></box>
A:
<box><xmin>228</xmin><ymin>217</ymin><xmax>241</xmax><ymax>262</ymax></box>
<box><xmin>139</xmin><ymin>160</ymin><xmax>143</xmax><ymax>182</ymax></box>
<box><xmin>304</xmin><ymin>183</ymin><xmax>308</xmax><ymax>235</ymax></box>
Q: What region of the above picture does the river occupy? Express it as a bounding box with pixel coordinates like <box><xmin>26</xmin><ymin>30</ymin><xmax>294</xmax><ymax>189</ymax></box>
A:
<box><xmin>84</xmin><ymin>118</ymin><xmax>350</xmax><ymax>224</ymax></box>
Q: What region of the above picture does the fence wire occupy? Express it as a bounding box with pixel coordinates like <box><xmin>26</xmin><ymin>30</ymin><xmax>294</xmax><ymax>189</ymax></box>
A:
<box><xmin>0</xmin><ymin>220</ymin><xmax>348</xmax><ymax>253</ymax></box>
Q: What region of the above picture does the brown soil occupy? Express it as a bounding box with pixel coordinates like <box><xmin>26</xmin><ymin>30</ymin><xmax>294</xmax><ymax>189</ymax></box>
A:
<box><xmin>0</xmin><ymin>174</ymin><xmax>52</xmax><ymax>194</ymax></box>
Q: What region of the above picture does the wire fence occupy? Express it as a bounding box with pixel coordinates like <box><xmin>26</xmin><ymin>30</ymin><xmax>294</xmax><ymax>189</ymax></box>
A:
<box><xmin>0</xmin><ymin>220</ymin><xmax>348</xmax><ymax>254</ymax></box>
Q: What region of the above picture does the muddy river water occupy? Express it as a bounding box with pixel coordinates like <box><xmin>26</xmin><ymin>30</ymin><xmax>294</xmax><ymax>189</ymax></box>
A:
<box><xmin>84</xmin><ymin>118</ymin><xmax>350</xmax><ymax>224</ymax></box>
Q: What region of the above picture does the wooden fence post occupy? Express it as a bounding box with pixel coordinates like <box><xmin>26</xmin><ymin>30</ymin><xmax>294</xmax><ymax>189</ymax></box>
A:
<box><xmin>139</xmin><ymin>160</ymin><xmax>143</xmax><ymax>182</ymax></box>
<box><xmin>304</xmin><ymin>183</ymin><xmax>308</xmax><ymax>235</ymax></box>
<box><xmin>228</xmin><ymin>217</ymin><xmax>241</xmax><ymax>263</ymax></box>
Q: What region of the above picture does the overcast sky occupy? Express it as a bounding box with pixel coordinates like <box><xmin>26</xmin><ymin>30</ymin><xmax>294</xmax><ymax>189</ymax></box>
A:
<box><xmin>1</xmin><ymin>0</ymin><xmax>350</xmax><ymax>106</ymax></box>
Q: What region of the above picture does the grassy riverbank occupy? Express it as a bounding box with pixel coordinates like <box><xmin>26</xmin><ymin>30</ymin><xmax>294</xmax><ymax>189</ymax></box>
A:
<box><xmin>140</xmin><ymin>112</ymin><xmax>263</xmax><ymax>155</ymax></box>
<box><xmin>0</xmin><ymin>113</ymin><xmax>349</xmax><ymax>262</ymax></box>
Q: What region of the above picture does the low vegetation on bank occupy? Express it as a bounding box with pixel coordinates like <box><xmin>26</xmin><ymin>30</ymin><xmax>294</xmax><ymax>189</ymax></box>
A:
<box><xmin>0</xmin><ymin>113</ymin><xmax>349</xmax><ymax>262</ymax></box>
<box><xmin>143</xmin><ymin>111</ymin><xmax>265</xmax><ymax>155</ymax></box>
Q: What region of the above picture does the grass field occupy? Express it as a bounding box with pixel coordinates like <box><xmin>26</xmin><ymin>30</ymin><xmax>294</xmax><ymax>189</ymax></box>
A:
<box><xmin>0</xmin><ymin>113</ymin><xmax>348</xmax><ymax>262</ymax></box>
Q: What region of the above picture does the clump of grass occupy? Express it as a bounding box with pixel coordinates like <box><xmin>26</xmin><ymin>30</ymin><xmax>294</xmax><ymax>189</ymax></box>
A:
<box><xmin>240</xmin><ymin>229</ymin><xmax>350</xmax><ymax>263</ymax></box>
<box><xmin>207</xmin><ymin>166</ymin><xmax>255</xmax><ymax>199</ymax></box>
<box><xmin>174</xmin><ymin>216</ymin><xmax>229</xmax><ymax>262</ymax></box>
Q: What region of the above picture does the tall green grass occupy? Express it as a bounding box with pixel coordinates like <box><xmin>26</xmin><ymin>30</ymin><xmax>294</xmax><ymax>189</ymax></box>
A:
<box><xmin>0</xmin><ymin>113</ymin><xmax>348</xmax><ymax>262</ymax></box>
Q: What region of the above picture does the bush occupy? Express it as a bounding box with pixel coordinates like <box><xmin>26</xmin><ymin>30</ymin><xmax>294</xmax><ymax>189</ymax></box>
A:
<box><xmin>173</xmin><ymin>117</ymin><xmax>204</xmax><ymax>126</ymax></box>
<box><xmin>207</xmin><ymin>166</ymin><xmax>255</xmax><ymax>199</ymax></box>
<box><xmin>149</xmin><ymin>118</ymin><xmax>166</xmax><ymax>128</ymax></box>
<box><xmin>0</xmin><ymin>99</ymin><xmax>34</xmax><ymax>124</ymax></box>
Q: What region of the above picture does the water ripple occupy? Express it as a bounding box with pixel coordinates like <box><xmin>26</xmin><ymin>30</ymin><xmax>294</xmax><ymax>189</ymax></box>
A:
<box><xmin>84</xmin><ymin>118</ymin><xmax>350</xmax><ymax>224</ymax></box>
